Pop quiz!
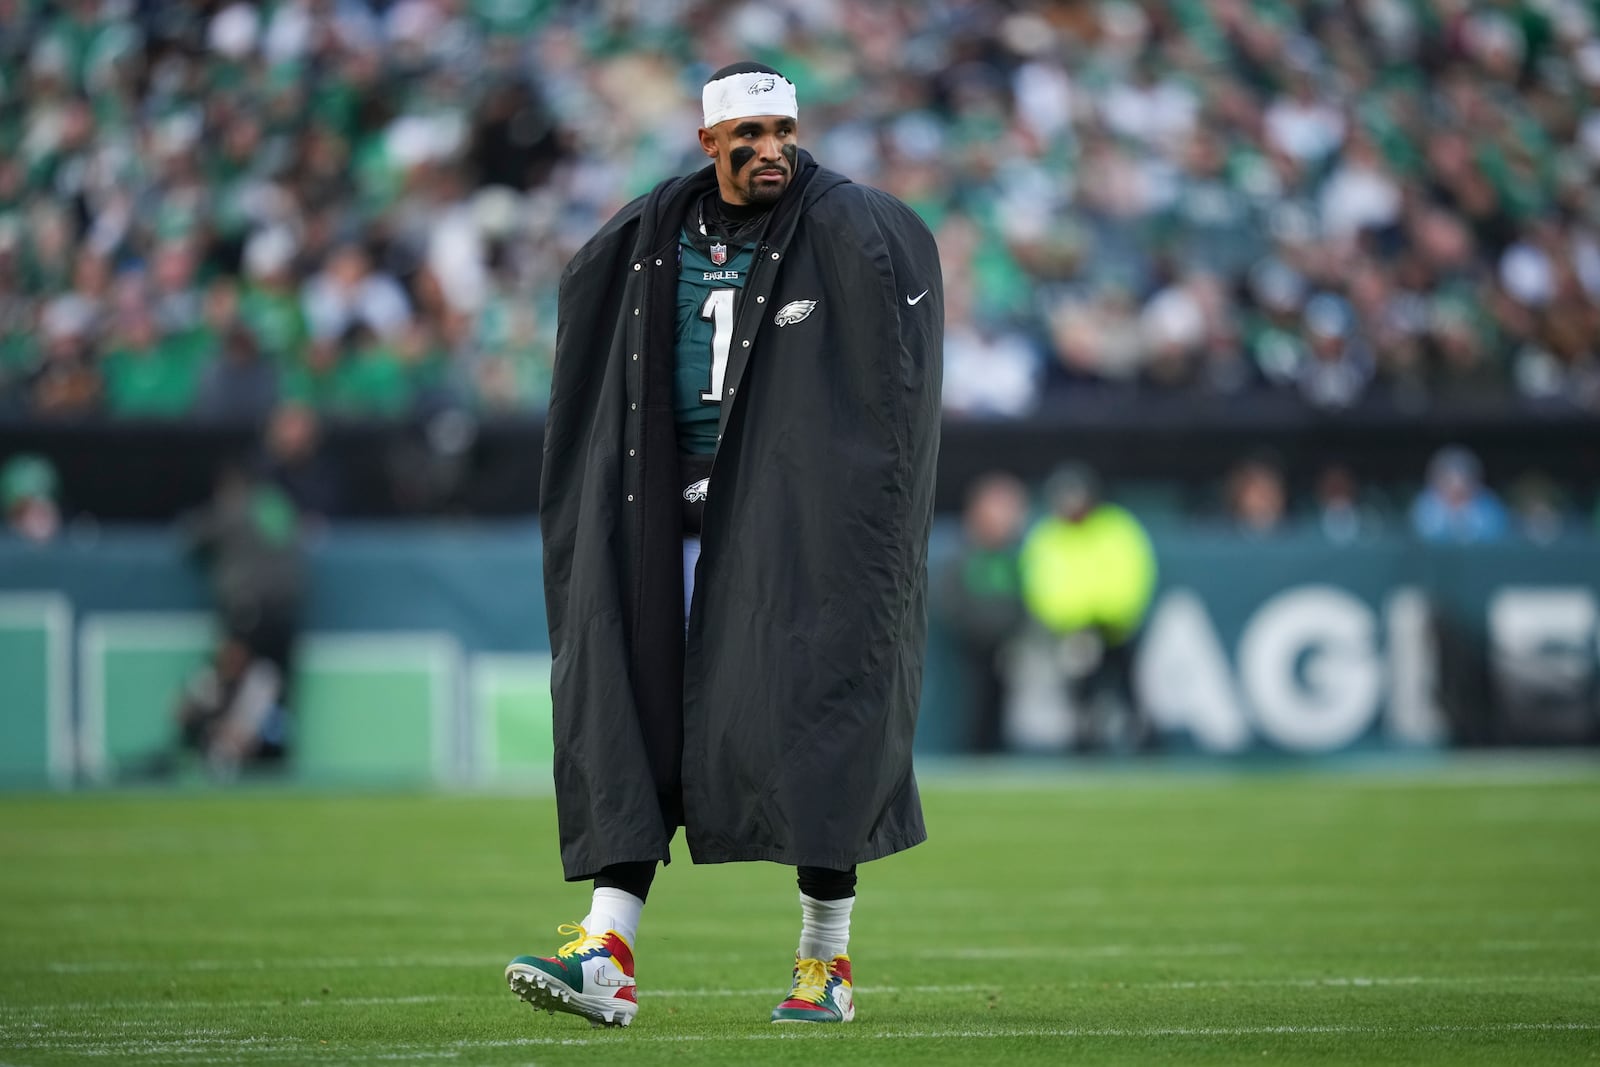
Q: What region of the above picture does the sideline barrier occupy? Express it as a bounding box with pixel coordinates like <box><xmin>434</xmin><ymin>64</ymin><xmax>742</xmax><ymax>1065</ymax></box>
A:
<box><xmin>471</xmin><ymin>652</ymin><xmax>555</xmax><ymax>785</ymax></box>
<box><xmin>0</xmin><ymin>593</ymin><xmax>73</xmax><ymax>787</ymax></box>
<box><xmin>1</xmin><ymin>524</ymin><xmax>1596</xmax><ymax>787</ymax></box>
<box><xmin>292</xmin><ymin>633</ymin><xmax>460</xmax><ymax>785</ymax></box>
<box><xmin>72</xmin><ymin>614</ymin><xmax>463</xmax><ymax>785</ymax></box>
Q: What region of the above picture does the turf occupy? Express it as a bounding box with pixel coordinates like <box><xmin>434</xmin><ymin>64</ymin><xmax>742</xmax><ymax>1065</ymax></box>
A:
<box><xmin>1</xmin><ymin>760</ymin><xmax>1597</xmax><ymax>1066</ymax></box>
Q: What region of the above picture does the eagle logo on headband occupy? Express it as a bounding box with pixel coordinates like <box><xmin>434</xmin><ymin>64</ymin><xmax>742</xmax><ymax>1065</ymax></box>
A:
<box><xmin>747</xmin><ymin>77</ymin><xmax>777</xmax><ymax>94</ymax></box>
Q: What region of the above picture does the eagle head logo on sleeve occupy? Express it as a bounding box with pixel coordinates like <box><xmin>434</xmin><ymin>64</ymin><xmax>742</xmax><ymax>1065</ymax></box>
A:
<box><xmin>773</xmin><ymin>299</ymin><xmax>817</xmax><ymax>326</ymax></box>
<box><xmin>683</xmin><ymin>478</ymin><xmax>710</xmax><ymax>503</ymax></box>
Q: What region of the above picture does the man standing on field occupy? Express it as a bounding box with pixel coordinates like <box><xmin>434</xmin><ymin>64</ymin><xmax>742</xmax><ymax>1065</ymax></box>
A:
<box><xmin>506</xmin><ymin>61</ymin><xmax>943</xmax><ymax>1027</ymax></box>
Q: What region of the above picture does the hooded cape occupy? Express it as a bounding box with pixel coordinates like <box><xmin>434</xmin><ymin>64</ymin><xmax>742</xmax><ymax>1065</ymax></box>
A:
<box><xmin>541</xmin><ymin>150</ymin><xmax>942</xmax><ymax>878</ymax></box>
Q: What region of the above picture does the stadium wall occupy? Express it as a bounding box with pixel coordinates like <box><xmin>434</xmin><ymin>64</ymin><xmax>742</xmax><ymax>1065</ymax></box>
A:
<box><xmin>1</xmin><ymin>525</ymin><xmax>1596</xmax><ymax>788</ymax></box>
<box><xmin>4</xmin><ymin>405</ymin><xmax>1599</xmax><ymax>520</ymax></box>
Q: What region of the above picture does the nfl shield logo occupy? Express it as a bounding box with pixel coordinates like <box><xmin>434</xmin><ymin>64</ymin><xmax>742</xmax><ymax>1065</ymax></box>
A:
<box><xmin>710</xmin><ymin>242</ymin><xmax>727</xmax><ymax>266</ymax></box>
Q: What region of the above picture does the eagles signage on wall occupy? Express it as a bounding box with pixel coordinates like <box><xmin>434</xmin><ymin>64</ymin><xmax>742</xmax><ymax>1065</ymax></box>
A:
<box><xmin>1138</xmin><ymin>542</ymin><xmax>1600</xmax><ymax>754</ymax></box>
<box><xmin>949</xmin><ymin>536</ymin><xmax>1600</xmax><ymax>757</ymax></box>
<box><xmin>1133</xmin><ymin>584</ymin><xmax>1440</xmax><ymax>753</ymax></box>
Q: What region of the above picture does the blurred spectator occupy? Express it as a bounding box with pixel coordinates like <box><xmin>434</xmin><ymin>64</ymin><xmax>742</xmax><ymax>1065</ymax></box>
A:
<box><xmin>1</xmin><ymin>452</ymin><xmax>61</xmax><ymax>544</ymax></box>
<box><xmin>196</xmin><ymin>321</ymin><xmax>280</xmax><ymax>422</ymax></box>
<box><xmin>1046</xmin><ymin>284</ymin><xmax>1144</xmax><ymax>388</ymax></box>
<box><xmin>1507</xmin><ymin>470</ymin><xmax>1570</xmax><ymax>545</ymax></box>
<box><xmin>934</xmin><ymin>472</ymin><xmax>1029</xmax><ymax>754</ymax></box>
<box><xmin>286</xmin><ymin>323</ymin><xmax>414</xmax><ymax>416</ymax></box>
<box><xmin>149</xmin><ymin>241</ymin><xmax>206</xmax><ymax>338</ymax></box>
<box><xmin>1312</xmin><ymin>463</ymin><xmax>1385</xmax><ymax>546</ymax></box>
<box><xmin>28</xmin><ymin>297</ymin><xmax>102</xmax><ymax>416</ymax></box>
<box><xmin>939</xmin><ymin>215</ymin><xmax>1043</xmax><ymax>415</ymax></box>
<box><xmin>1225</xmin><ymin>454</ymin><xmax>1289</xmax><ymax>538</ymax></box>
<box><xmin>1018</xmin><ymin>463</ymin><xmax>1158</xmax><ymax>753</ymax></box>
<box><xmin>254</xmin><ymin>402</ymin><xmax>343</xmax><ymax>521</ymax></box>
<box><xmin>172</xmin><ymin>464</ymin><xmax>305</xmax><ymax>778</ymax></box>
<box><xmin>238</xmin><ymin>228</ymin><xmax>311</xmax><ymax>368</ymax></box>
<box><xmin>1297</xmin><ymin>294</ymin><xmax>1375</xmax><ymax>410</ymax></box>
<box><xmin>99</xmin><ymin>305</ymin><xmax>203</xmax><ymax>418</ymax></box>
<box><xmin>1320</xmin><ymin>133</ymin><xmax>1402</xmax><ymax>243</ymax></box>
<box><xmin>1139</xmin><ymin>273</ymin><xmax>1216</xmax><ymax>392</ymax></box>
<box><xmin>1264</xmin><ymin>71</ymin><xmax>1346</xmax><ymax>165</ymax></box>
<box><xmin>1411</xmin><ymin>445</ymin><xmax>1510</xmax><ymax>544</ymax></box>
<box><xmin>941</xmin><ymin>318</ymin><xmax>1041</xmax><ymax>418</ymax></box>
<box><xmin>301</xmin><ymin>243</ymin><xmax>412</xmax><ymax>345</ymax></box>
<box><xmin>466</xmin><ymin>77</ymin><xmax>567</xmax><ymax>192</ymax></box>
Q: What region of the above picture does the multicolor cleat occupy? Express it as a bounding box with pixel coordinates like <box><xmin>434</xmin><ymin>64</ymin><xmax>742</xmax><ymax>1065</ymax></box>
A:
<box><xmin>506</xmin><ymin>923</ymin><xmax>638</xmax><ymax>1028</ymax></box>
<box><xmin>771</xmin><ymin>954</ymin><xmax>854</xmax><ymax>1023</ymax></box>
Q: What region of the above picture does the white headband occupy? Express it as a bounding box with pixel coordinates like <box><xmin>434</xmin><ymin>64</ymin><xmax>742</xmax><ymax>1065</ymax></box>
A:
<box><xmin>701</xmin><ymin>70</ymin><xmax>798</xmax><ymax>129</ymax></box>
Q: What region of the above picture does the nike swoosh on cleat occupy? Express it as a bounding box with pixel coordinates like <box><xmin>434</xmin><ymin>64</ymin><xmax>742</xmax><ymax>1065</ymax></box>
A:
<box><xmin>906</xmin><ymin>289</ymin><xmax>929</xmax><ymax>305</ymax></box>
<box><xmin>591</xmin><ymin>967</ymin><xmax>635</xmax><ymax>988</ymax></box>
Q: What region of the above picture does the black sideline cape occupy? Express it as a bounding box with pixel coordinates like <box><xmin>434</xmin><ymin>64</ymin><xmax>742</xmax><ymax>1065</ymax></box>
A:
<box><xmin>541</xmin><ymin>150</ymin><xmax>942</xmax><ymax>879</ymax></box>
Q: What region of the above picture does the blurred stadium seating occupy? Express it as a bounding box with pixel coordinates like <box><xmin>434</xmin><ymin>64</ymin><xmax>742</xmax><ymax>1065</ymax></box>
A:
<box><xmin>0</xmin><ymin>3</ymin><xmax>1596</xmax><ymax>516</ymax></box>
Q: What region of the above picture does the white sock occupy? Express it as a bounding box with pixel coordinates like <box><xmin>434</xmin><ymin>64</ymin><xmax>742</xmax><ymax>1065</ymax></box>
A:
<box><xmin>583</xmin><ymin>887</ymin><xmax>644</xmax><ymax>949</ymax></box>
<box><xmin>797</xmin><ymin>892</ymin><xmax>853</xmax><ymax>960</ymax></box>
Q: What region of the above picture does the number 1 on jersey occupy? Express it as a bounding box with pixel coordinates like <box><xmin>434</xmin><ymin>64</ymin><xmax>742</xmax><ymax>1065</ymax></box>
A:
<box><xmin>699</xmin><ymin>287</ymin><xmax>734</xmax><ymax>403</ymax></box>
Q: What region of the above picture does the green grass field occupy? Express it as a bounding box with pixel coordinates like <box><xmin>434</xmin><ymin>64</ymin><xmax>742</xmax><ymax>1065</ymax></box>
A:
<box><xmin>2</xmin><ymin>760</ymin><xmax>1597</xmax><ymax>1066</ymax></box>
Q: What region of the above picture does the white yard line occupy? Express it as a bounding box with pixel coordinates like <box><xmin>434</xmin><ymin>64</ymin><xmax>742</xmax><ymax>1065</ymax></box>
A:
<box><xmin>28</xmin><ymin>936</ymin><xmax>1600</xmax><ymax>975</ymax></box>
<box><xmin>4</xmin><ymin>974</ymin><xmax>1596</xmax><ymax>1020</ymax></box>
<box><xmin>40</xmin><ymin>956</ymin><xmax>491</xmax><ymax>974</ymax></box>
<box><xmin>425</xmin><ymin>1021</ymin><xmax>1600</xmax><ymax>1048</ymax></box>
<box><xmin>436</xmin><ymin>1021</ymin><xmax>1600</xmax><ymax>1048</ymax></box>
<box><xmin>0</xmin><ymin>985</ymin><xmax>983</xmax><ymax>1015</ymax></box>
<box><xmin>925</xmin><ymin>942</ymin><xmax>1248</xmax><ymax>959</ymax></box>
<box><xmin>6</xmin><ymin>1021</ymin><xmax>1598</xmax><ymax>1063</ymax></box>
<box><xmin>35</xmin><ymin>944</ymin><xmax>1241</xmax><ymax>973</ymax></box>
<box><xmin>0</xmin><ymin>1035</ymin><xmax>303</xmax><ymax>1054</ymax></box>
<box><xmin>1150</xmin><ymin>974</ymin><xmax>1600</xmax><ymax>989</ymax></box>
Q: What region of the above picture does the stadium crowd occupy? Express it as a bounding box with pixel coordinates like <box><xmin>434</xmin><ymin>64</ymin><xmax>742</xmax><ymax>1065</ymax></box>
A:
<box><xmin>2</xmin><ymin>0</ymin><xmax>1599</xmax><ymax>425</ymax></box>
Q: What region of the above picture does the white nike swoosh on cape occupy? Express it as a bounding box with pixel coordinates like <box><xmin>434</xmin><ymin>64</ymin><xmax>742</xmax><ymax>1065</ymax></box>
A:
<box><xmin>906</xmin><ymin>290</ymin><xmax>929</xmax><ymax>305</ymax></box>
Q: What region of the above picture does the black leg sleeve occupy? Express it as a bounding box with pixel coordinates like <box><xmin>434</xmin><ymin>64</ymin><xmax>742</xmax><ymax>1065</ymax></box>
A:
<box><xmin>796</xmin><ymin>865</ymin><xmax>857</xmax><ymax>900</ymax></box>
<box><xmin>594</xmin><ymin>861</ymin><xmax>658</xmax><ymax>902</ymax></box>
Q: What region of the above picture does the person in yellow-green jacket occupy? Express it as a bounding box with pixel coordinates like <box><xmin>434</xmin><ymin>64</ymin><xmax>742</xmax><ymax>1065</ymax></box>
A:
<box><xmin>1018</xmin><ymin>463</ymin><xmax>1158</xmax><ymax>753</ymax></box>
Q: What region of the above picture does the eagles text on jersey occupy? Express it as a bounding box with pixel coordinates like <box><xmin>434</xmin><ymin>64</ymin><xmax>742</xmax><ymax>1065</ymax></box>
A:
<box><xmin>675</xmin><ymin>228</ymin><xmax>757</xmax><ymax>455</ymax></box>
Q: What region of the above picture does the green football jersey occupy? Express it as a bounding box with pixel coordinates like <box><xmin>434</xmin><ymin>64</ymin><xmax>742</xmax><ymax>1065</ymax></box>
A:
<box><xmin>675</xmin><ymin>230</ymin><xmax>756</xmax><ymax>455</ymax></box>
